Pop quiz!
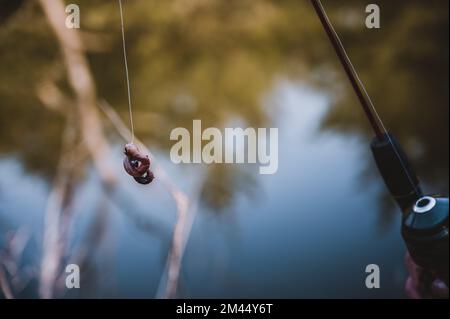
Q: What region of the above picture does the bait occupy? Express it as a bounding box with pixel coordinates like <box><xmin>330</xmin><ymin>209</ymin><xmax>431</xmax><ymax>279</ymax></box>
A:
<box><xmin>123</xmin><ymin>143</ymin><xmax>154</xmax><ymax>185</ymax></box>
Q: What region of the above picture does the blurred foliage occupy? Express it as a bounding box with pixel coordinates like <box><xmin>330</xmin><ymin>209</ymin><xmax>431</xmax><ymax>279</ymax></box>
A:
<box><xmin>0</xmin><ymin>0</ymin><xmax>448</xmax><ymax>212</ymax></box>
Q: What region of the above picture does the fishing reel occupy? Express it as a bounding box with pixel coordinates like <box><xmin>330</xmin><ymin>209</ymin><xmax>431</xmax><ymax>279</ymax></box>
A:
<box><xmin>371</xmin><ymin>133</ymin><xmax>449</xmax><ymax>285</ymax></box>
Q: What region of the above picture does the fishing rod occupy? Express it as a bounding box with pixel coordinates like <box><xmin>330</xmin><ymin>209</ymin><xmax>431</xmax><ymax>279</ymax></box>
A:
<box><xmin>310</xmin><ymin>0</ymin><xmax>448</xmax><ymax>286</ymax></box>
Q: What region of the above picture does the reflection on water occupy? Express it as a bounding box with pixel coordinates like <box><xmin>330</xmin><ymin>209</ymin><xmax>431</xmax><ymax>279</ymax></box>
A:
<box><xmin>0</xmin><ymin>0</ymin><xmax>448</xmax><ymax>298</ymax></box>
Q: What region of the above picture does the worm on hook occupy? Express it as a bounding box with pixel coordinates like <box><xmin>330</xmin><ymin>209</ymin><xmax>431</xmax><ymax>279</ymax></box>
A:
<box><xmin>123</xmin><ymin>143</ymin><xmax>154</xmax><ymax>185</ymax></box>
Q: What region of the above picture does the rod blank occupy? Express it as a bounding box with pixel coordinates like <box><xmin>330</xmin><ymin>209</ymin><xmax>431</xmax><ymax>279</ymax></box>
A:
<box><xmin>310</xmin><ymin>0</ymin><xmax>384</xmax><ymax>140</ymax></box>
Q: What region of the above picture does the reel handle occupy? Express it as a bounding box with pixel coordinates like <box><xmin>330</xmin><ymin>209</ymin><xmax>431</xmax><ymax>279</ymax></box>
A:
<box><xmin>370</xmin><ymin>133</ymin><xmax>423</xmax><ymax>210</ymax></box>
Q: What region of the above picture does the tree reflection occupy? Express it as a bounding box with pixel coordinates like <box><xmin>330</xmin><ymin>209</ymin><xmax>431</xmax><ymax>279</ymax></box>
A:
<box><xmin>0</xmin><ymin>0</ymin><xmax>448</xmax><ymax>215</ymax></box>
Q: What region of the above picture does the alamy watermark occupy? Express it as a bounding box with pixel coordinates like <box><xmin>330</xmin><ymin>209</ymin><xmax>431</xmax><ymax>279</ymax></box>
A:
<box><xmin>170</xmin><ymin>120</ymin><xmax>278</xmax><ymax>175</ymax></box>
<box><xmin>365</xmin><ymin>4</ymin><xmax>380</xmax><ymax>29</ymax></box>
<box><xmin>365</xmin><ymin>264</ymin><xmax>380</xmax><ymax>289</ymax></box>
<box><xmin>65</xmin><ymin>264</ymin><xmax>80</xmax><ymax>289</ymax></box>
<box><xmin>65</xmin><ymin>4</ymin><xmax>80</xmax><ymax>29</ymax></box>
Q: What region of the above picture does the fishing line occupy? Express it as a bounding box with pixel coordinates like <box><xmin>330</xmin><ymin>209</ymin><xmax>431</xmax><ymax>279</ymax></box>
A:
<box><xmin>118</xmin><ymin>0</ymin><xmax>154</xmax><ymax>184</ymax></box>
<box><xmin>310</xmin><ymin>0</ymin><xmax>421</xmax><ymax>196</ymax></box>
<box><xmin>118</xmin><ymin>0</ymin><xmax>134</xmax><ymax>144</ymax></box>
